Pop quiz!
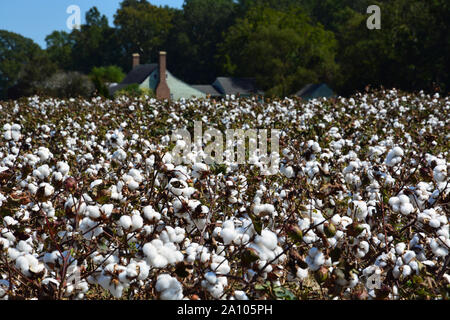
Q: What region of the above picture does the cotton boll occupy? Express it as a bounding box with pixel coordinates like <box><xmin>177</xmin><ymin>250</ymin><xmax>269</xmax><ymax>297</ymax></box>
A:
<box><xmin>131</xmin><ymin>214</ymin><xmax>143</xmax><ymax>230</ymax></box>
<box><xmin>142</xmin><ymin>240</ymin><xmax>183</xmax><ymax>268</ymax></box>
<box><xmin>156</xmin><ymin>274</ymin><xmax>184</xmax><ymax>300</ymax></box>
<box><xmin>57</xmin><ymin>161</ymin><xmax>70</xmax><ymax>176</ymax></box>
<box><xmin>127</xmin><ymin>178</ymin><xmax>139</xmax><ymax>191</ymax></box>
<box><xmin>119</xmin><ymin>215</ymin><xmax>132</xmax><ymax>230</ymax></box>
<box><xmin>429</xmin><ymin>219</ymin><xmax>440</xmax><ymax>228</ymax></box>
<box><xmin>234</xmin><ymin>290</ymin><xmax>249</xmax><ymax>300</ymax></box>
<box><xmin>109</xmin><ymin>283</ymin><xmax>124</xmax><ymax>299</ymax></box>
<box><xmin>395</xmin><ymin>242</ymin><xmax>406</xmax><ymax>255</ymax></box>
<box><xmin>402</xmin><ymin>251</ymin><xmax>416</xmax><ymax>264</ymax></box>
<box><xmin>16</xmin><ymin>240</ymin><xmax>33</xmax><ymax>254</ymax></box>
<box><xmin>137</xmin><ymin>262</ymin><xmax>150</xmax><ymax>280</ymax></box>
<box><xmin>402</xmin><ymin>265</ymin><xmax>412</xmax><ymax>278</ymax></box>
<box><xmin>101</xmin><ymin>204</ymin><xmax>114</xmax><ymax>218</ymax></box>
<box><xmin>352</xmin><ymin>200</ymin><xmax>368</xmax><ymax>221</ymax></box>
<box><xmin>296</xmin><ymin>267</ymin><xmax>309</xmax><ymax>280</ymax></box>
<box><xmin>15</xmin><ymin>256</ymin><xmax>30</xmax><ymax>276</ymax></box>
<box><xmin>205</xmin><ymin>271</ymin><xmax>217</xmax><ymax>284</ymax></box>
<box><xmin>86</xmin><ymin>206</ymin><xmax>100</xmax><ymax>219</ymax></box>
<box><xmin>385</xmin><ymin>147</ymin><xmax>403</xmax><ymax>167</ymax></box>
<box><xmin>143</xmin><ymin>205</ymin><xmax>161</xmax><ymax>222</ymax></box>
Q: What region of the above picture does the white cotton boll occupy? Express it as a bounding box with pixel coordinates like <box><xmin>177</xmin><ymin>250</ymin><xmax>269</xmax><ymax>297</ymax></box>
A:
<box><xmin>119</xmin><ymin>215</ymin><xmax>132</xmax><ymax>230</ymax></box>
<box><xmin>0</xmin><ymin>237</ymin><xmax>9</xmax><ymax>250</ymax></box>
<box><xmin>127</xmin><ymin>178</ymin><xmax>139</xmax><ymax>191</ymax></box>
<box><xmin>296</xmin><ymin>267</ymin><xmax>309</xmax><ymax>280</ymax></box>
<box><xmin>409</xmin><ymin>261</ymin><xmax>419</xmax><ymax>274</ymax></box>
<box><xmin>8</xmin><ymin>248</ymin><xmax>21</xmax><ymax>261</ymax></box>
<box><xmin>57</xmin><ymin>161</ymin><xmax>70</xmax><ymax>175</ymax></box>
<box><xmin>402</xmin><ymin>265</ymin><xmax>412</xmax><ymax>277</ymax></box>
<box><xmin>353</xmin><ymin>200</ymin><xmax>368</xmax><ymax>221</ymax></box>
<box><xmin>36</xmin><ymin>147</ymin><xmax>53</xmax><ymax>162</ymax></box>
<box><xmin>392</xmin><ymin>266</ymin><xmax>401</xmax><ymax>279</ymax></box>
<box><xmin>429</xmin><ymin>219</ymin><xmax>440</xmax><ymax>228</ymax></box>
<box><xmin>33</xmin><ymin>164</ymin><xmax>50</xmax><ymax>180</ymax></box>
<box><xmin>221</xmin><ymin>227</ymin><xmax>237</xmax><ymax>245</ymax></box>
<box><xmin>313</xmin><ymin>252</ymin><xmax>325</xmax><ymax>266</ymax></box>
<box><xmin>17</xmin><ymin>240</ymin><xmax>33</xmax><ymax>253</ymax></box>
<box><xmin>400</xmin><ymin>202</ymin><xmax>414</xmax><ymax>215</ymax></box>
<box><xmin>3</xmin><ymin>216</ymin><xmax>17</xmax><ymax>226</ymax></box>
<box><xmin>395</xmin><ymin>242</ymin><xmax>406</xmax><ymax>255</ymax></box>
<box><xmin>282</xmin><ymin>166</ymin><xmax>295</xmax><ymax>178</ymax></box>
<box><xmin>385</xmin><ymin>147</ymin><xmax>403</xmax><ymax>166</ymax></box>
<box><xmin>137</xmin><ymin>262</ymin><xmax>150</xmax><ymax>280</ymax></box>
<box><xmin>402</xmin><ymin>251</ymin><xmax>416</xmax><ymax>264</ymax></box>
<box><xmin>39</xmin><ymin>183</ymin><xmax>54</xmax><ymax>197</ymax></box>
<box><xmin>253</xmin><ymin>204</ymin><xmax>275</xmax><ymax>216</ymax></box>
<box><xmin>205</xmin><ymin>272</ymin><xmax>217</xmax><ymax>284</ymax></box>
<box><xmin>101</xmin><ymin>204</ymin><xmax>114</xmax><ymax>217</ymax></box>
<box><xmin>259</xmin><ymin>230</ymin><xmax>278</xmax><ymax>251</ymax></box>
<box><xmin>398</xmin><ymin>195</ymin><xmax>410</xmax><ymax>203</ymax></box>
<box><xmin>131</xmin><ymin>214</ymin><xmax>143</xmax><ymax>230</ymax></box>
<box><xmin>433</xmin><ymin>164</ymin><xmax>447</xmax><ymax>182</ymax></box>
<box><xmin>143</xmin><ymin>205</ymin><xmax>161</xmax><ymax>222</ymax></box>
<box><xmin>156</xmin><ymin>274</ymin><xmax>183</xmax><ymax>300</ymax></box>
<box><xmin>86</xmin><ymin>206</ymin><xmax>100</xmax><ymax>219</ymax></box>
<box><xmin>234</xmin><ymin>290</ymin><xmax>249</xmax><ymax>300</ymax></box>
<box><xmin>109</xmin><ymin>283</ymin><xmax>124</xmax><ymax>299</ymax></box>
<box><xmin>15</xmin><ymin>256</ymin><xmax>30</xmax><ymax>274</ymax></box>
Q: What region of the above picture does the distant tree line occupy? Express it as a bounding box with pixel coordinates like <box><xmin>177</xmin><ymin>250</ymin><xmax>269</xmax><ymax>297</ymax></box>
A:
<box><xmin>0</xmin><ymin>0</ymin><xmax>448</xmax><ymax>99</ymax></box>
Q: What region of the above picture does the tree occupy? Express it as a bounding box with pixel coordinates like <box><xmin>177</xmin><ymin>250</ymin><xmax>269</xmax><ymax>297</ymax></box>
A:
<box><xmin>0</xmin><ymin>30</ymin><xmax>56</xmax><ymax>99</ymax></box>
<box><xmin>219</xmin><ymin>7</ymin><xmax>338</xmax><ymax>97</ymax></box>
<box><xmin>89</xmin><ymin>65</ymin><xmax>125</xmax><ymax>97</ymax></box>
<box><xmin>114</xmin><ymin>1</ymin><xmax>174</xmax><ymax>71</ymax></box>
<box><xmin>45</xmin><ymin>31</ymin><xmax>74</xmax><ymax>70</ymax></box>
<box><xmin>166</xmin><ymin>0</ymin><xmax>237</xmax><ymax>84</ymax></box>
<box><xmin>70</xmin><ymin>7</ymin><xmax>121</xmax><ymax>73</ymax></box>
<box><xmin>38</xmin><ymin>71</ymin><xmax>95</xmax><ymax>98</ymax></box>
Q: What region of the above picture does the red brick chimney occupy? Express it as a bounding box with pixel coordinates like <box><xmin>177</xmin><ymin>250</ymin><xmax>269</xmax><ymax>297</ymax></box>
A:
<box><xmin>156</xmin><ymin>51</ymin><xmax>170</xmax><ymax>100</ymax></box>
<box><xmin>132</xmin><ymin>53</ymin><xmax>140</xmax><ymax>69</ymax></box>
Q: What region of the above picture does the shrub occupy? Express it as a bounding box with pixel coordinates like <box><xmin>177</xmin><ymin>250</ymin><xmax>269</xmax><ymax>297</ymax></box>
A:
<box><xmin>38</xmin><ymin>71</ymin><xmax>95</xmax><ymax>98</ymax></box>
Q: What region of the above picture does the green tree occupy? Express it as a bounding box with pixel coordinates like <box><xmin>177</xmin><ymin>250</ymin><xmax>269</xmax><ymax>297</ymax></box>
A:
<box><xmin>114</xmin><ymin>0</ymin><xmax>174</xmax><ymax>70</ymax></box>
<box><xmin>219</xmin><ymin>7</ymin><xmax>338</xmax><ymax>97</ymax></box>
<box><xmin>89</xmin><ymin>66</ymin><xmax>125</xmax><ymax>97</ymax></box>
<box><xmin>71</xmin><ymin>7</ymin><xmax>121</xmax><ymax>73</ymax></box>
<box><xmin>0</xmin><ymin>30</ymin><xmax>56</xmax><ymax>99</ymax></box>
<box><xmin>45</xmin><ymin>31</ymin><xmax>74</xmax><ymax>70</ymax></box>
<box><xmin>166</xmin><ymin>0</ymin><xmax>237</xmax><ymax>84</ymax></box>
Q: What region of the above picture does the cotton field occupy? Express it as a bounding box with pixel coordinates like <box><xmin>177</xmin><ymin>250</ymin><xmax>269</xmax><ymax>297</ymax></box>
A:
<box><xmin>0</xmin><ymin>89</ymin><xmax>449</xmax><ymax>300</ymax></box>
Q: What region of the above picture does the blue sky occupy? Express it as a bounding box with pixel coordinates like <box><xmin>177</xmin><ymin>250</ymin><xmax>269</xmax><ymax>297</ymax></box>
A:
<box><xmin>0</xmin><ymin>0</ymin><xmax>184</xmax><ymax>48</ymax></box>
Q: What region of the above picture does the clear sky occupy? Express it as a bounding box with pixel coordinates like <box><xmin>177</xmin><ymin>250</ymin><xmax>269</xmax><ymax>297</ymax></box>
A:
<box><xmin>0</xmin><ymin>0</ymin><xmax>184</xmax><ymax>48</ymax></box>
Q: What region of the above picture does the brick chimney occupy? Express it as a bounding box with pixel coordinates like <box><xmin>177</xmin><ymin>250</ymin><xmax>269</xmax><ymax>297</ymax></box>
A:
<box><xmin>156</xmin><ymin>51</ymin><xmax>170</xmax><ymax>100</ymax></box>
<box><xmin>132</xmin><ymin>53</ymin><xmax>140</xmax><ymax>69</ymax></box>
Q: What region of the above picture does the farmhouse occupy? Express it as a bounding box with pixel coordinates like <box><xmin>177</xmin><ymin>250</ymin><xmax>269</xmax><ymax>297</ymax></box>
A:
<box><xmin>110</xmin><ymin>52</ymin><xmax>264</xmax><ymax>100</ymax></box>
<box><xmin>109</xmin><ymin>52</ymin><xmax>206</xmax><ymax>100</ymax></box>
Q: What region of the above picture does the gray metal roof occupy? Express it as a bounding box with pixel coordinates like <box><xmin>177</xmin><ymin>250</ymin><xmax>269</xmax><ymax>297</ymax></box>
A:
<box><xmin>295</xmin><ymin>83</ymin><xmax>334</xmax><ymax>99</ymax></box>
<box><xmin>109</xmin><ymin>64</ymin><xmax>157</xmax><ymax>95</ymax></box>
<box><xmin>191</xmin><ymin>85</ymin><xmax>222</xmax><ymax>97</ymax></box>
<box><xmin>213</xmin><ymin>77</ymin><xmax>263</xmax><ymax>95</ymax></box>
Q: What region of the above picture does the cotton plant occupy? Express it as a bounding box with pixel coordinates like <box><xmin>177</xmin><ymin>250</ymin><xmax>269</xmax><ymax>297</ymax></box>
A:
<box><xmin>0</xmin><ymin>90</ymin><xmax>448</xmax><ymax>300</ymax></box>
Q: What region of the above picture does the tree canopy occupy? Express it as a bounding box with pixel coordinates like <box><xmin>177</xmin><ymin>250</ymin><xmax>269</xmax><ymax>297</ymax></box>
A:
<box><xmin>0</xmin><ymin>0</ymin><xmax>448</xmax><ymax>99</ymax></box>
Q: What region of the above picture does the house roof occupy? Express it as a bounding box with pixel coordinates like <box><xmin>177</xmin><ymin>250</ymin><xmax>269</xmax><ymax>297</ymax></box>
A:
<box><xmin>295</xmin><ymin>83</ymin><xmax>334</xmax><ymax>99</ymax></box>
<box><xmin>213</xmin><ymin>77</ymin><xmax>263</xmax><ymax>95</ymax></box>
<box><xmin>109</xmin><ymin>63</ymin><xmax>158</xmax><ymax>95</ymax></box>
<box><xmin>191</xmin><ymin>85</ymin><xmax>222</xmax><ymax>97</ymax></box>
